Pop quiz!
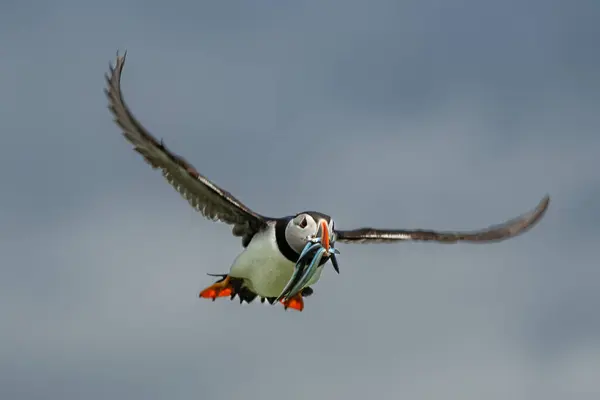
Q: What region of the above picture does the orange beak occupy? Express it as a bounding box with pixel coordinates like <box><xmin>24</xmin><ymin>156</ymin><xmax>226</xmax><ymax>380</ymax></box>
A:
<box><xmin>320</xmin><ymin>220</ymin><xmax>330</xmax><ymax>253</ymax></box>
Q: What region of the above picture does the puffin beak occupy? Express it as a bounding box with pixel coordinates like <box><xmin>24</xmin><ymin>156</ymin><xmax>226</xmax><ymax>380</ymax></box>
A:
<box><xmin>319</xmin><ymin>220</ymin><xmax>330</xmax><ymax>253</ymax></box>
<box><xmin>320</xmin><ymin>221</ymin><xmax>341</xmax><ymax>274</ymax></box>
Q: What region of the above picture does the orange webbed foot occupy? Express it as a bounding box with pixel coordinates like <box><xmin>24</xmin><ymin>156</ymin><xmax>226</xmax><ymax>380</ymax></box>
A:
<box><xmin>199</xmin><ymin>276</ymin><xmax>234</xmax><ymax>301</ymax></box>
<box><xmin>280</xmin><ymin>294</ymin><xmax>304</xmax><ymax>312</ymax></box>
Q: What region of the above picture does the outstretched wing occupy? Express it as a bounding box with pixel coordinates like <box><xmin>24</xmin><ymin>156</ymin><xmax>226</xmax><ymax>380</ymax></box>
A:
<box><xmin>104</xmin><ymin>52</ymin><xmax>273</xmax><ymax>246</ymax></box>
<box><xmin>335</xmin><ymin>195</ymin><xmax>550</xmax><ymax>244</ymax></box>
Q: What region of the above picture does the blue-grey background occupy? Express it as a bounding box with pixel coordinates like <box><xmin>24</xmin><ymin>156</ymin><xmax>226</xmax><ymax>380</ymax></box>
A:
<box><xmin>1</xmin><ymin>1</ymin><xmax>598</xmax><ymax>399</ymax></box>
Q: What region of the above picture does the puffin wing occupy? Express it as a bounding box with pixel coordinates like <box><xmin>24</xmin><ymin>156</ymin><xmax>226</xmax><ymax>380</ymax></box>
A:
<box><xmin>335</xmin><ymin>195</ymin><xmax>549</xmax><ymax>244</ymax></box>
<box><xmin>105</xmin><ymin>52</ymin><xmax>273</xmax><ymax>246</ymax></box>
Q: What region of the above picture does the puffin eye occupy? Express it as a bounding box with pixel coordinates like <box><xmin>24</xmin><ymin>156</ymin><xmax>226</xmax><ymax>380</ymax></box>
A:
<box><xmin>299</xmin><ymin>217</ymin><xmax>308</xmax><ymax>228</ymax></box>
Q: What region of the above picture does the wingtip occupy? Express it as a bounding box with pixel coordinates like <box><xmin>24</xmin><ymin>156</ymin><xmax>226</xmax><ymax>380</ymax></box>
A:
<box><xmin>514</xmin><ymin>193</ymin><xmax>551</xmax><ymax>236</ymax></box>
<box><xmin>534</xmin><ymin>194</ymin><xmax>551</xmax><ymax>219</ymax></box>
<box><xmin>110</xmin><ymin>50</ymin><xmax>128</xmax><ymax>72</ymax></box>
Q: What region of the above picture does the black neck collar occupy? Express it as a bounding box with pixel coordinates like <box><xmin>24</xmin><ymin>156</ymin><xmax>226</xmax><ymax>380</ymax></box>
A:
<box><xmin>275</xmin><ymin>218</ymin><xmax>300</xmax><ymax>263</ymax></box>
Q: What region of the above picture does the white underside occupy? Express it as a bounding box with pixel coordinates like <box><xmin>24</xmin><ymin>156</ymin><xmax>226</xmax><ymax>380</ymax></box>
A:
<box><xmin>228</xmin><ymin>223</ymin><xmax>324</xmax><ymax>298</ymax></box>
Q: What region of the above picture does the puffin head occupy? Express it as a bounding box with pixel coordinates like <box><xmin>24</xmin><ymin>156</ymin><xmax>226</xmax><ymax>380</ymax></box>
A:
<box><xmin>285</xmin><ymin>212</ymin><xmax>337</xmax><ymax>257</ymax></box>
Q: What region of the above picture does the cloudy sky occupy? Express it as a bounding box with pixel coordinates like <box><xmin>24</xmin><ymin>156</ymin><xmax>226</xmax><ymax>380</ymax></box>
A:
<box><xmin>1</xmin><ymin>1</ymin><xmax>599</xmax><ymax>399</ymax></box>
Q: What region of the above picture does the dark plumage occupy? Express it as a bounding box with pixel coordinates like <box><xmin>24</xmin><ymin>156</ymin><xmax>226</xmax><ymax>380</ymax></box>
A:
<box><xmin>105</xmin><ymin>51</ymin><xmax>274</xmax><ymax>248</ymax></box>
<box><xmin>335</xmin><ymin>196</ymin><xmax>550</xmax><ymax>244</ymax></box>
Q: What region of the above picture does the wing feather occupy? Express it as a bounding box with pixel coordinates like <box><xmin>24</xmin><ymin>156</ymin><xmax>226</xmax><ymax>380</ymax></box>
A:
<box><xmin>104</xmin><ymin>52</ymin><xmax>272</xmax><ymax>245</ymax></box>
<box><xmin>335</xmin><ymin>195</ymin><xmax>550</xmax><ymax>244</ymax></box>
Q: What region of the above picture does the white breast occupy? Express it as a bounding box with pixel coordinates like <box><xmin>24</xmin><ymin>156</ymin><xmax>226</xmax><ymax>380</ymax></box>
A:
<box><xmin>228</xmin><ymin>224</ymin><xmax>324</xmax><ymax>298</ymax></box>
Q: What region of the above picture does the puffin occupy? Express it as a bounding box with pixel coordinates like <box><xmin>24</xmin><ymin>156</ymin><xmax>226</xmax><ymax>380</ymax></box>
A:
<box><xmin>104</xmin><ymin>52</ymin><xmax>550</xmax><ymax>312</ymax></box>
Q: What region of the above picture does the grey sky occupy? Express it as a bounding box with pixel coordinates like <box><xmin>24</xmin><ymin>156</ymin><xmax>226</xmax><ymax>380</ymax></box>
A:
<box><xmin>1</xmin><ymin>1</ymin><xmax>599</xmax><ymax>399</ymax></box>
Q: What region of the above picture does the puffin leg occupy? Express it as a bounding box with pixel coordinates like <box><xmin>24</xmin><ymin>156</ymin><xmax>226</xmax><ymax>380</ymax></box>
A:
<box><xmin>199</xmin><ymin>275</ymin><xmax>235</xmax><ymax>300</ymax></box>
<box><xmin>280</xmin><ymin>293</ymin><xmax>304</xmax><ymax>312</ymax></box>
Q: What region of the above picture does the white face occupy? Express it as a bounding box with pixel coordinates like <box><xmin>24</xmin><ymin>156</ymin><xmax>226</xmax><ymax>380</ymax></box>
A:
<box><xmin>284</xmin><ymin>213</ymin><xmax>335</xmax><ymax>254</ymax></box>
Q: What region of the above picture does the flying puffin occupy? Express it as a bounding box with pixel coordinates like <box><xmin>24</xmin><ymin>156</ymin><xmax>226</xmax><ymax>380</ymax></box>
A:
<box><xmin>104</xmin><ymin>52</ymin><xmax>550</xmax><ymax>312</ymax></box>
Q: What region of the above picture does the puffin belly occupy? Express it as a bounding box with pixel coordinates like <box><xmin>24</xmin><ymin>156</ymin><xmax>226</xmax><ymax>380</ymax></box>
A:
<box><xmin>229</xmin><ymin>230</ymin><xmax>296</xmax><ymax>298</ymax></box>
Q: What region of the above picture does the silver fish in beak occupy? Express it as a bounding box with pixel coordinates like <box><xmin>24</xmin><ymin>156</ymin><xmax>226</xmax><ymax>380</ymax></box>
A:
<box><xmin>276</xmin><ymin>220</ymin><xmax>341</xmax><ymax>302</ymax></box>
